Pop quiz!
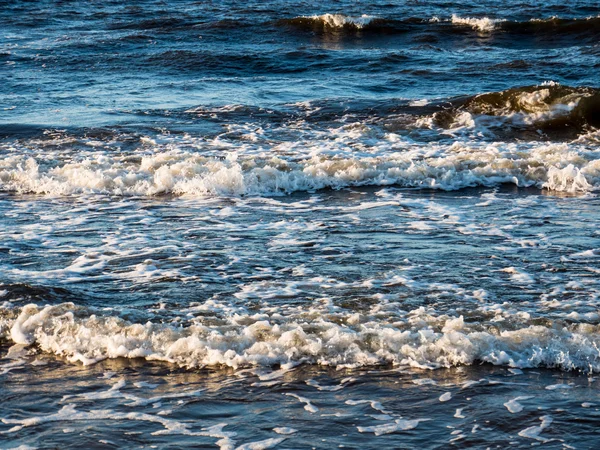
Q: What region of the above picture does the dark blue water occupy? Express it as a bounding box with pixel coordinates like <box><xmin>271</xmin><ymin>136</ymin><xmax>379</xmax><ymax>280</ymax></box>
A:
<box><xmin>1</xmin><ymin>1</ymin><xmax>600</xmax><ymax>449</ymax></box>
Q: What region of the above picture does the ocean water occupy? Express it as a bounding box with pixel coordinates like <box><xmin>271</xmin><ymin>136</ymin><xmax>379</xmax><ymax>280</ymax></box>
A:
<box><xmin>1</xmin><ymin>0</ymin><xmax>600</xmax><ymax>448</ymax></box>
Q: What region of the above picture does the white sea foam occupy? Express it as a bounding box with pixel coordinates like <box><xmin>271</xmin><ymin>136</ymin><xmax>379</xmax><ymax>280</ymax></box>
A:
<box><xmin>409</xmin><ymin>99</ymin><xmax>430</xmax><ymax>107</ymax></box>
<box><xmin>544</xmin><ymin>165</ymin><xmax>592</xmax><ymax>192</ymax></box>
<box><xmin>439</xmin><ymin>392</ymin><xmax>452</xmax><ymax>402</ymax></box>
<box><xmin>504</xmin><ymin>396</ymin><xmax>533</xmax><ymax>413</ymax></box>
<box><xmin>273</xmin><ymin>427</ymin><xmax>297</xmax><ymax>435</ymax></box>
<box><xmin>358</xmin><ymin>418</ymin><xmax>430</xmax><ymax>436</ymax></box>
<box><xmin>306</xmin><ymin>379</ymin><xmax>346</xmax><ymax>391</ymax></box>
<box><xmin>285</xmin><ymin>394</ymin><xmax>318</xmax><ymax>413</ymax></box>
<box><xmin>1</xmin><ymin>138</ymin><xmax>598</xmax><ymax>197</ymax></box>
<box><xmin>518</xmin><ymin>416</ymin><xmax>554</xmax><ymax>442</ymax></box>
<box><xmin>235</xmin><ymin>438</ymin><xmax>286</xmax><ymax>450</ymax></box>
<box><xmin>0</xmin><ymin>404</ymin><xmax>190</xmax><ymax>435</ymax></box>
<box><xmin>570</xmin><ymin>249</ymin><xmax>600</xmax><ymax>259</ymax></box>
<box><xmin>303</xmin><ymin>14</ymin><xmax>376</xmax><ymax>29</ymax></box>
<box><xmin>412</xmin><ymin>378</ymin><xmax>437</xmax><ymax>386</ymax></box>
<box><xmin>545</xmin><ymin>383</ymin><xmax>572</xmax><ymax>390</ymax></box>
<box><xmin>59</xmin><ymin>377</ymin><xmax>205</xmax><ymax>407</ymax></box>
<box><xmin>345</xmin><ymin>399</ymin><xmax>389</xmax><ymax>414</ymax></box>
<box><xmin>5</xmin><ymin>303</ymin><xmax>600</xmax><ymax>372</ymax></box>
<box><xmin>500</xmin><ymin>267</ymin><xmax>535</xmax><ymax>285</ymax></box>
<box><xmin>451</xmin><ymin>15</ymin><xmax>503</xmax><ymax>32</ymax></box>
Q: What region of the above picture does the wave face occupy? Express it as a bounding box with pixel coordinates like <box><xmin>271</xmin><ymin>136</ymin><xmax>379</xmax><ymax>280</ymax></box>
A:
<box><xmin>461</xmin><ymin>85</ymin><xmax>600</xmax><ymax>121</ymax></box>
<box><xmin>501</xmin><ymin>16</ymin><xmax>600</xmax><ymax>35</ymax></box>
<box><xmin>429</xmin><ymin>84</ymin><xmax>600</xmax><ymax>136</ymax></box>
<box><xmin>450</xmin><ymin>15</ymin><xmax>503</xmax><ymax>32</ymax></box>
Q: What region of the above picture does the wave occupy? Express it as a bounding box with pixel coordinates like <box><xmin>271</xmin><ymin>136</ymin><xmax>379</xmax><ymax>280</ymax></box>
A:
<box><xmin>279</xmin><ymin>13</ymin><xmax>600</xmax><ymax>38</ymax></box>
<box><xmin>501</xmin><ymin>16</ymin><xmax>600</xmax><ymax>35</ymax></box>
<box><xmin>278</xmin><ymin>14</ymin><xmax>422</xmax><ymax>33</ymax></box>
<box><xmin>1</xmin><ymin>85</ymin><xmax>598</xmax><ymax>197</ymax></box>
<box><xmin>0</xmin><ymin>139</ymin><xmax>598</xmax><ymax>196</ymax></box>
<box><xmin>169</xmin><ymin>84</ymin><xmax>600</xmax><ymax>137</ymax></box>
<box><xmin>421</xmin><ymin>84</ymin><xmax>600</xmax><ymax>137</ymax></box>
<box><xmin>3</xmin><ymin>302</ymin><xmax>600</xmax><ymax>372</ymax></box>
<box><xmin>462</xmin><ymin>84</ymin><xmax>600</xmax><ymax>123</ymax></box>
<box><xmin>451</xmin><ymin>15</ymin><xmax>600</xmax><ymax>34</ymax></box>
<box><xmin>284</xmin><ymin>14</ymin><xmax>379</xmax><ymax>30</ymax></box>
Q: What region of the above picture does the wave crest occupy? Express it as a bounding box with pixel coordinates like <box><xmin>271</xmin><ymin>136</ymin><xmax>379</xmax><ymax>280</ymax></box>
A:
<box><xmin>450</xmin><ymin>15</ymin><xmax>502</xmax><ymax>32</ymax></box>
<box><xmin>290</xmin><ymin>14</ymin><xmax>376</xmax><ymax>30</ymax></box>
<box><xmin>278</xmin><ymin>14</ymin><xmax>415</xmax><ymax>33</ymax></box>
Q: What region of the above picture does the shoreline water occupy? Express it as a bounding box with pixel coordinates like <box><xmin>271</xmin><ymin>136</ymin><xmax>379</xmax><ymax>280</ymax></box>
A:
<box><xmin>2</xmin><ymin>344</ymin><xmax>598</xmax><ymax>448</ymax></box>
<box><xmin>2</xmin><ymin>0</ymin><xmax>600</xmax><ymax>447</ymax></box>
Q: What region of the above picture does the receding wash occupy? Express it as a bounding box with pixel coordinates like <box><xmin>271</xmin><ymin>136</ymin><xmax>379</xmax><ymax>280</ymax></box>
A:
<box><xmin>1</xmin><ymin>0</ymin><xmax>600</xmax><ymax>448</ymax></box>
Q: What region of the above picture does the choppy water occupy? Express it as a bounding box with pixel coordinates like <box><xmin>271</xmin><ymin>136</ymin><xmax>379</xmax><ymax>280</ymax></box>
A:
<box><xmin>1</xmin><ymin>0</ymin><xmax>600</xmax><ymax>448</ymax></box>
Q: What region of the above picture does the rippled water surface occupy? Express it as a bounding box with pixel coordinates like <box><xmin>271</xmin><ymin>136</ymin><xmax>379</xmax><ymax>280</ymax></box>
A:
<box><xmin>1</xmin><ymin>0</ymin><xmax>600</xmax><ymax>448</ymax></box>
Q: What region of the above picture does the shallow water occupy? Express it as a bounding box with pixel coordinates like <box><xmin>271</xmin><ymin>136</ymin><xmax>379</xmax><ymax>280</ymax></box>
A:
<box><xmin>3</xmin><ymin>349</ymin><xmax>600</xmax><ymax>449</ymax></box>
<box><xmin>1</xmin><ymin>0</ymin><xmax>600</xmax><ymax>448</ymax></box>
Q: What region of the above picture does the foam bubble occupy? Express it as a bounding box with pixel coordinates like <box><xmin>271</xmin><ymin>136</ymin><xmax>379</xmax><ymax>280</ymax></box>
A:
<box><xmin>545</xmin><ymin>384</ymin><xmax>572</xmax><ymax>390</ymax></box>
<box><xmin>286</xmin><ymin>394</ymin><xmax>318</xmax><ymax>413</ymax></box>
<box><xmin>454</xmin><ymin>408</ymin><xmax>466</xmax><ymax>419</ymax></box>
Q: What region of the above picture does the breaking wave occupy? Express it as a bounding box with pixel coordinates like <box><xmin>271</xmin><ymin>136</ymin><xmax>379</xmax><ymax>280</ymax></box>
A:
<box><xmin>278</xmin><ymin>14</ymin><xmax>409</xmax><ymax>33</ymax></box>
<box><xmin>3</xmin><ymin>302</ymin><xmax>600</xmax><ymax>372</ymax></box>
<box><xmin>450</xmin><ymin>15</ymin><xmax>502</xmax><ymax>32</ymax></box>
<box><xmin>0</xmin><ymin>141</ymin><xmax>598</xmax><ymax>196</ymax></box>
<box><xmin>280</xmin><ymin>13</ymin><xmax>600</xmax><ymax>38</ymax></box>
<box><xmin>1</xmin><ymin>85</ymin><xmax>598</xmax><ymax>198</ymax></box>
<box><xmin>421</xmin><ymin>84</ymin><xmax>600</xmax><ymax>137</ymax></box>
<box><xmin>460</xmin><ymin>85</ymin><xmax>600</xmax><ymax>123</ymax></box>
<box><xmin>281</xmin><ymin>14</ymin><xmax>380</xmax><ymax>30</ymax></box>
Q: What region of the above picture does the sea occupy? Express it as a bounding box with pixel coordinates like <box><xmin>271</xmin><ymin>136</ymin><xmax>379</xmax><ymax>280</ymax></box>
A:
<box><xmin>1</xmin><ymin>0</ymin><xmax>600</xmax><ymax>448</ymax></box>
